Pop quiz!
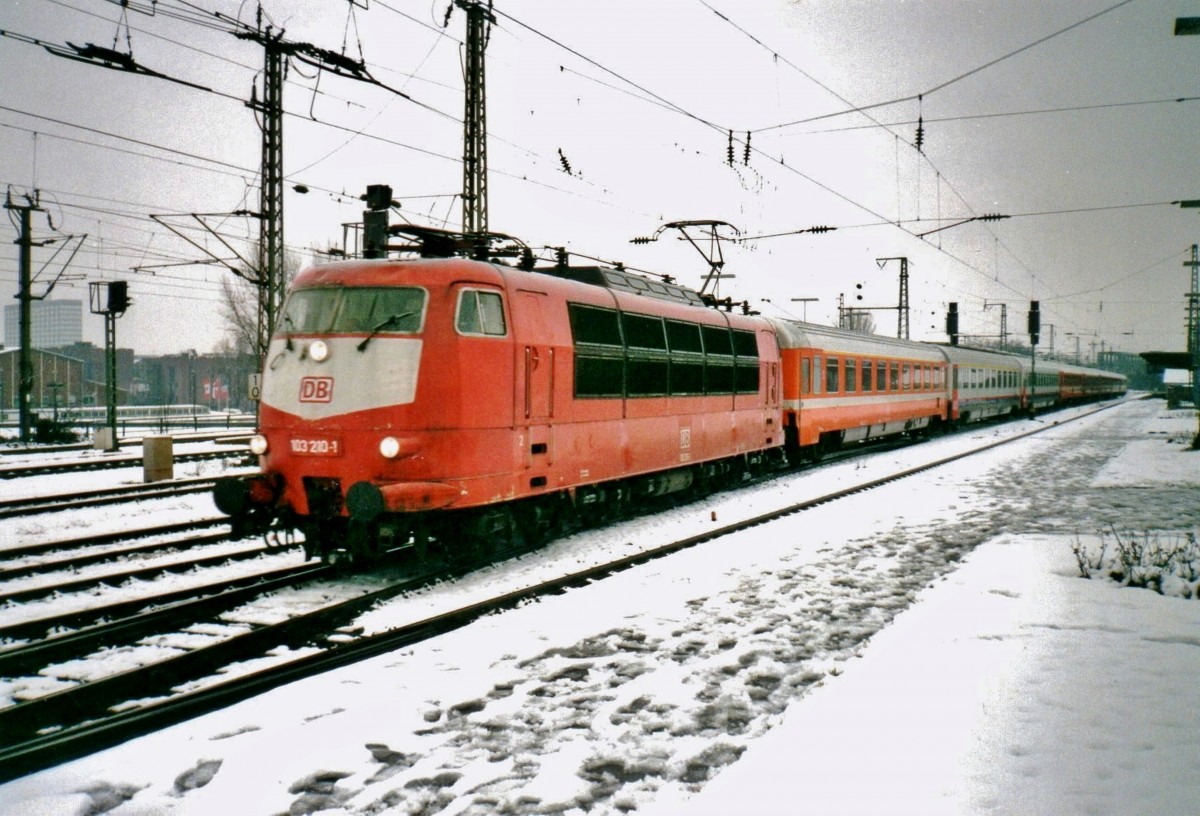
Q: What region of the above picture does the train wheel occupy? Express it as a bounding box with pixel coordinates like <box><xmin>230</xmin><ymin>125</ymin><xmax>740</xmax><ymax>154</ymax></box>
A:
<box><xmin>512</xmin><ymin>497</ymin><xmax>560</xmax><ymax>550</ymax></box>
<box><xmin>347</xmin><ymin>520</ymin><xmax>383</xmax><ymax>565</ymax></box>
<box><xmin>303</xmin><ymin>520</ymin><xmax>342</xmax><ymax>562</ymax></box>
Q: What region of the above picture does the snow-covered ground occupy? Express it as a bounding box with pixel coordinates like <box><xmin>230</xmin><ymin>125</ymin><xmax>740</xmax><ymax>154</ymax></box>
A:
<box><xmin>1</xmin><ymin>397</ymin><xmax>1197</xmax><ymax>815</ymax></box>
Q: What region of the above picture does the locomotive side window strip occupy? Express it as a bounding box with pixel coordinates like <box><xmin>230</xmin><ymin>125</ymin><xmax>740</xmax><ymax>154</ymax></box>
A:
<box><xmin>567</xmin><ymin>303</ymin><xmax>759</xmax><ymax>399</ymax></box>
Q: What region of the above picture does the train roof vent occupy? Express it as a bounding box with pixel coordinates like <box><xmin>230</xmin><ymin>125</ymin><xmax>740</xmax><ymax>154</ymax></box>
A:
<box><xmin>549</xmin><ymin>266</ymin><xmax>706</xmax><ymax>306</ymax></box>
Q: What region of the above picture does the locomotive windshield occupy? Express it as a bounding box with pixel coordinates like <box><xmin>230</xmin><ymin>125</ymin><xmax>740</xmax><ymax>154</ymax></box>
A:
<box><xmin>278</xmin><ymin>286</ymin><xmax>426</xmax><ymax>335</ymax></box>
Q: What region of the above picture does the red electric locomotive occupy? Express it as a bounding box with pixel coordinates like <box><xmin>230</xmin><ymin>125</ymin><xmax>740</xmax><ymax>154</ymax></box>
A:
<box><xmin>215</xmin><ymin>254</ymin><xmax>782</xmax><ymax>563</ymax></box>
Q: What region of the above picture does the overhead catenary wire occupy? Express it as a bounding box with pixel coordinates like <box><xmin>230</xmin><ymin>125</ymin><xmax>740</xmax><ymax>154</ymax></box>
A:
<box><xmin>747</xmin><ymin>0</ymin><xmax>1140</xmax><ymax>133</ymax></box>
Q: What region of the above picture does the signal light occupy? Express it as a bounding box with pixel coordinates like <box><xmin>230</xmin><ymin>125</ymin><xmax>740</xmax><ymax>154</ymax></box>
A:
<box><xmin>107</xmin><ymin>281</ymin><xmax>130</xmax><ymax>314</ymax></box>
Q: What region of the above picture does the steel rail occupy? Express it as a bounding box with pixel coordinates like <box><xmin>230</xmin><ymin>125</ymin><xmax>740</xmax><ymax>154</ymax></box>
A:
<box><xmin>0</xmin><ymin>562</ymin><xmax>329</xmax><ymax>677</ymax></box>
<box><xmin>0</xmin><ymin>477</ymin><xmax>220</xmax><ymax>519</ymax></box>
<box><xmin>0</xmin><ymin>450</ymin><xmax>251</xmax><ymax>480</ymax></box>
<box><xmin>0</xmin><ymin>543</ymin><xmax>293</xmax><ymax>605</ymax></box>
<box><xmin>0</xmin><ymin>561</ymin><xmax>319</xmax><ymax>645</ymax></box>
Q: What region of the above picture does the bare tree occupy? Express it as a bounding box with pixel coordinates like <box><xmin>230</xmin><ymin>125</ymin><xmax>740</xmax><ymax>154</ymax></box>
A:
<box><xmin>219</xmin><ymin>250</ymin><xmax>305</xmax><ymax>357</ymax></box>
<box><xmin>220</xmin><ymin>275</ymin><xmax>260</xmax><ymax>357</ymax></box>
<box><xmin>842</xmin><ymin>309</ymin><xmax>876</xmax><ymax>334</ymax></box>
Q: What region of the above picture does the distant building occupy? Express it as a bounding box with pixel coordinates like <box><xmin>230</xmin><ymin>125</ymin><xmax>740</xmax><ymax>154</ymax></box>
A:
<box><xmin>0</xmin><ymin>347</ymin><xmax>92</xmax><ymax>412</ymax></box>
<box><xmin>132</xmin><ymin>350</ymin><xmax>258</xmax><ymax>412</ymax></box>
<box><xmin>2</xmin><ymin>300</ymin><xmax>84</xmax><ymax>349</ymax></box>
<box><xmin>0</xmin><ymin>343</ymin><xmax>135</xmax><ymax>417</ymax></box>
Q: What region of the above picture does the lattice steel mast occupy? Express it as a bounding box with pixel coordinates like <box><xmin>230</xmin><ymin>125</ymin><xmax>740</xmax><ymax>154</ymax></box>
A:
<box><xmin>457</xmin><ymin>0</ymin><xmax>493</xmax><ymax>241</ymax></box>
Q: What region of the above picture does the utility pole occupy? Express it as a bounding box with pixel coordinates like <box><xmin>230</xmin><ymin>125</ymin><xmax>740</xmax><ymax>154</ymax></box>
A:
<box><xmin>238</xmin><ymin>19</ymin><xmax>288</xmax><ymax>366</ymax></box>
<box><xmin>1028</xmin><ymin>301</ymin><xmax>1040</xmax><ymax>416</ymax></box>
<box><xmin>876</xmin><ymin>256</ymin><xmax>910</xmax><ymax>339</ymax></box>
<box><xmin>6</xmin><ymin>191</ymin><xmax>44</xmax><ymax>443</ymax></box>
<box><xmin>457</xmin><ymin>0</ymin><xmax>493</xmax><ymax>242</ymax></box>
<box><xmin>1186</xmin><ymin>244</ymin><xmax>1200</xmax><ymax>421</ymax></box>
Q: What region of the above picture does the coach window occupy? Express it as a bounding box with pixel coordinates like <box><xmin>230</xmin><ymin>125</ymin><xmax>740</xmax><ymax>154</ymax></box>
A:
<box><xmin>801</xmin><ymin>358</ymin><xmax>811</xmax><ymax>395</ymax></box>
<box><xmin>889</xmin><ymin>361</ymin><xmax>899</xmax><ymax>391</ymax></box>
<box><xmin>875</xmin><ymin>360</ymin><xmax>886</xmax><ymax>391</ymax></box>
<box><xmin>901</xmin><ymin>363</ymin><xmax>911</xmax><ymax>391</ymax></box>
<box><xmin>826</xmin><ymin>357</ymin><xmax>841</xmax><ymax>393</ymax></box>
<box><xmin>813</xmin><ymin>356</ymin><xmax>823</xmax><ymax>395</ymax></box>
<box><xmin>845</xmin><ymin>358</ymin><xmax>858</xmax><ymax>393</ymax></box>
<box><xmin>862</xmin><ymin>359</ymin><xmax>873</xmax><ymax>392</ymax></box>
<box><xmin>456</xmin><ymin>289</ymin><xmax>507</xmax><ymax>336</ymax></box>
<box><xmin>925</xmin><ymin>365</ymin><xmax>932</xmax><ymax>390</ymax></box>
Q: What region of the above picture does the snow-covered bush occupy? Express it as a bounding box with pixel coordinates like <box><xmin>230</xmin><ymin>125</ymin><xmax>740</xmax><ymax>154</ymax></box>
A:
<box><xmin>1072</xmin><ymin>528</ymin><xmax>1200</xmax><ymax>599</ymax></box>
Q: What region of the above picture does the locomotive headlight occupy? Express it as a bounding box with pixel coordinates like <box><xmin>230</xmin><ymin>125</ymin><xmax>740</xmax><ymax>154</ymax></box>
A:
<box><xmin>249</xmin><ymin>434</ymin><xmax>269</xmax><ymax>455</ymax></box>
<box><xmin>379</xmin><ymin>436</ymin><xmax>401</xmax><ymax>459</ymax></box>
<box><xmin>308</xmin><ymin>340</ymin><xmax>329</xmax><ymax>362</ymax></box>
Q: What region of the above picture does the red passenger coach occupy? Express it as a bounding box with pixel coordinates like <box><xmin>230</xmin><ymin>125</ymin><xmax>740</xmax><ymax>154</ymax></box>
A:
<box><xmin>771</xmin><ymin>320</ymin><xmax>948</xmax><ymax>461</ymax></box>
<box><xmin>216</xmin><ymin>257</ymin><xmax>783</xmax><ymax>563</ymax></box>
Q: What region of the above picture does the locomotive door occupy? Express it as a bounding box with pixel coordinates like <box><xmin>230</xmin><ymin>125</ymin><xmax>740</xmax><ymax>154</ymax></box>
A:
<box><xmin>513</xmin><ymin>291</ymin><xmax>555</xmax><ymax>423</ymax></box>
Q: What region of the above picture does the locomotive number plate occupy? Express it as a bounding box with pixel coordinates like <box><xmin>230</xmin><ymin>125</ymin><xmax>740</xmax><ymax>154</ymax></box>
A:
<box><xmin>290</xmin><ymin>436</ymin><xmax>342</xmax><ymax>456</ymax></box>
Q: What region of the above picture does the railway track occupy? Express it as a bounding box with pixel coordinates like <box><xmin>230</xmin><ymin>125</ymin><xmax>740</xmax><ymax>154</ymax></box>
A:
<box><xmin>0</xmin><ymin>449</ymin><xmax>251</xmax><ymax>480</ymax></box>
<box><xmin>0</xmin><ymin>476</ymin><xmax>221</xmax><ymax>519</ymax></box>
<box><xmin>0</xmin><ymin>430</ymin><xmax>252</xmax><ymax>458</ymax></box>
<box><xmin>0</xmin><ymin>398</ymin><xmax>1127</xmax><ymax>783</ymax></box>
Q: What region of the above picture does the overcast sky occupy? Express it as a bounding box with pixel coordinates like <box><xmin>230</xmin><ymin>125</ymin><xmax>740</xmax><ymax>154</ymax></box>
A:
<box><xmin>2</xmin><ymin>0</ymin><xmax>1199</xmax><ymax>360</ymax></box>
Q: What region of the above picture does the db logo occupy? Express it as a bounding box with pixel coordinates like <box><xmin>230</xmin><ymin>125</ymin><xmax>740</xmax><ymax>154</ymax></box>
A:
<box><xmin>299</xmin><ymin>376</ymin><xmax>334</xmax><ymax>403</ymax></box>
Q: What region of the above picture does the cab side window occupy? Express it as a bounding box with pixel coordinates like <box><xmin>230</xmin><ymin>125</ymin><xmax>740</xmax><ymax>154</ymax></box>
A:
<box><xmin>457</xmin><ymin>290</ymin><xmax>507</xmax><ymax>336</ymax></box>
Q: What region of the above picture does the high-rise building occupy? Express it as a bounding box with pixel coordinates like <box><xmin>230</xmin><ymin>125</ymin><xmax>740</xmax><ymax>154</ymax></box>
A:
<box><xmin>2</xmin><ymin>299</ymin><xmax>84</xmax><ymax>349</ymax></box>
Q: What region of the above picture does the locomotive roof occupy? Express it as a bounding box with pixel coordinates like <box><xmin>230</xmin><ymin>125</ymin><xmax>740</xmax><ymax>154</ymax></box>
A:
<box><xmin>545</xmin><ymin>265</ymin><xmax>707</xmax><ymax>307</ymax></box>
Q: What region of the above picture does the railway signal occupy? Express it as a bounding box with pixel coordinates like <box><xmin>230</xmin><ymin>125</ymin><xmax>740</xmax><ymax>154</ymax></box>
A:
<box><xmin>90</xmin><ymin>281</ymin><xmax>132</xmax><ymax>451</ymax></box>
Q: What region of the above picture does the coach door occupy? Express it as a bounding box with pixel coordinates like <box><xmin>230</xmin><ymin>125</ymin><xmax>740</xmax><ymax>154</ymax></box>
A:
<box><xmin>513</xmin><ymin>291</ymin><xmax>555</xmax><ymax>423</ymax></box>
